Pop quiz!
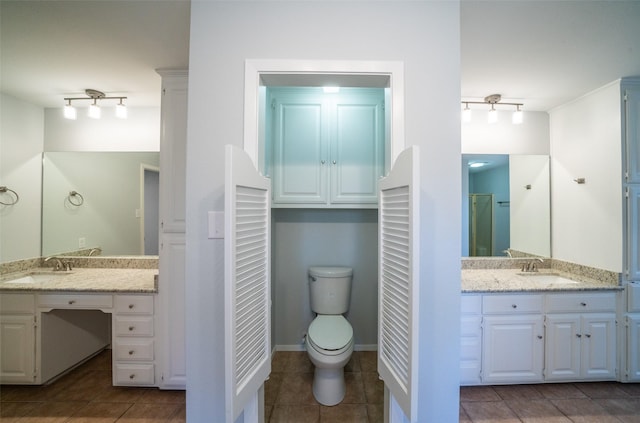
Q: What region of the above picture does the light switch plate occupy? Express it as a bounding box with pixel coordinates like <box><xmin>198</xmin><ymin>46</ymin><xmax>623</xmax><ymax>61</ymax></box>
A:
<box><xmin>208</xmin><ymin>211</ymin><xmax>224</xmax><ymax>239</ymax></box>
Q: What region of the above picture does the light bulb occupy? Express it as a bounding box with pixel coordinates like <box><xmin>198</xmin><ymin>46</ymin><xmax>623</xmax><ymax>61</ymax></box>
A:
<box><xmin>512</xmin><ymin>106</ymin><xmax>523</xmax><ymax>124</ymax></box>
<box><xmin>115</xmin><ymin>102</ymin><xmax>127</xmax><ymax>119</ymax></box>
<box><xmin>64</xmin><ymin>103</ymin><xmax>77</xmax><ymax>120</ymax></box>
<box><xmin>488</xmin><ymin>106</ymin><xmax>498</xmax><ymax>124</ymax></box>
<box><xmin>88</xmin><ymin>102</ymin><xmax>101</xmax><ymax>119</ymax></box>
<box><xmin>462</xmin><ymin>104</ymin><xmax>471</xmax><ymax>123</ymax></box>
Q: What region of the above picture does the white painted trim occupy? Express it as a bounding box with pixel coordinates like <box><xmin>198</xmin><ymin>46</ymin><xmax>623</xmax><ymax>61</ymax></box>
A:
<box><xmin>243</xmin><ymin>59</ymin><xmax>405</xmax><ymax>170</ymax></box>
<box><xmin>139</xmin><ymin>163</ymin><xmax>159</xmax><ymax>255</ymax></box>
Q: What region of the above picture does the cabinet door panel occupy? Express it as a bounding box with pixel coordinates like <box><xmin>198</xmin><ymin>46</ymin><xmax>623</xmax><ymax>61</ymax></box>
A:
<box><xmin>628</xmin><ymin>315</ymin><xmax>640</xmax><ymax>381</ymax></box>
<box><xmin>628</xmin><ymin>186</ymin><xmax>640</xmax><ymax>280</ymax></box>
<box><xmin>581</xmin><ymin>314</ymin><xmax>616</xmax><ymax>379</ymax></box>
<box><xmin>273</xmin><ymin>100</ymin><xmax>326</xmax><ymax>204</ymax></box>
<box><xmin>544</xmin><ymin>314</ymin><xmax>581</xmax><ymax>381</ymax></box>
<box><xmin>331</xmin><ymin>96</ymin><xmax>383</xmax><ymax>204</ymax></box>
<box><xmin>625</xmin><ymin>86</ymin><xmax>640</xmax><ymax>183</ymax></box>
<box><xmin>482</xmin><ymin>315</ymin><xmax>544</xmax><ymax>383</ymax></box>
<box><xmin>0</xmin><ymin>315</ymin><xmax>35</xmax><ymax>383</ymax></box>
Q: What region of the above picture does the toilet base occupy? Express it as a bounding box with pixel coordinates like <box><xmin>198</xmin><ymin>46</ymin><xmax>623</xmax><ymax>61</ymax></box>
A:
<box><xmin>312</xmin><ymin>367</ymin><xmax>345</xmax><ymax>406</ymax></box>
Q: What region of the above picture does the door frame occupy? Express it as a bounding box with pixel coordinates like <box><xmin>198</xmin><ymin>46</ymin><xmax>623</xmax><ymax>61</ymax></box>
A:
<box><xmin>243</xmin><ymin>59</ymin><xmax>406</xmax><ymax>167</ymax></box>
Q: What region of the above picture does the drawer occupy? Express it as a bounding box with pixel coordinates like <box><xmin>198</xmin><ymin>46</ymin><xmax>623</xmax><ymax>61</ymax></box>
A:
<box><xmin>114</xmin><ymin>295</ymin><xmax>154</xmax><ymax>315</ymax></box>
<box><xmin>628</xmin><ymin>282</ymin><xmax>640</xmax><ymax>312</ymax></box>
<box><xmin>113</xmin><ymin>315</ymin><xmax>154</xmax><ymax>337</ymax></box>
<box><xmin>461</xmin><ymin>295</ymin><xmax>481</xmax><ymax>314</ymax></box>
<box><xmin>0</xmin><ymin>293</ymin><xmax>35</xmax><ymax>314</ymax></box>
<box><xmin>546</xmin><ymin>292</ymin><xmax>616</xmax><ymax>313</ymax></box>
<box><xmin>38</xmin><ymin>293</ymin><xmax>113</xmax><ymax>310</ymax></box>
<box><xmin>483</xmin><ymin>294</ymin><xmax>543</xmax><ymax>314</ymax></box>
<box><xmin>460</xmin><ymin>315</ymin><xmax>481</xmax><ymax>337</ymax></box>
<box><xmin>114</xmin><ymin>338</ymin><xmax>155</xmax><ymax>361</ymax></box>
<box><xmin>114</xmin><ymin>363</ymin><xmax>155</xmax><ymax>385</ymax></box>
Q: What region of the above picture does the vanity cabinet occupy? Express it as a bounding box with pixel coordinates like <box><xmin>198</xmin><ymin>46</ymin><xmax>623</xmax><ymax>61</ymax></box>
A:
<box><xmin>0</xmin><ymin>293</ymin><xmax>36</xmax><ymax>384</ymax></box>
<box><xmin>269</xmin><ymin>88</ymin><xmax>384</xmax><ymax>207</ymax></box>
<box><xmin>481</xmin><ymin>294</ymin><xmax>544</xmax><ymax>384</ymax></box>
<box><xmin>112</xmin><ymin>295</ymin><xmax>156</xmax><ymax>386</ymax></box>
<box><xmin>544</xmin><ymin>292</ymin><xmax>617</xmax><ymax>381</ymax></box>
<box><xmin>625</xmin><ymin>282</ymin><xmax>640</xmax><ymax>381</ymax></box>
<box><xmin>156</xmin><ymin>69</ymin><xmax>187</xmax><ymax>389</ymax></box>
<box><xmin>460</xmin><ymin>295</ymin><xmax>482</xmax><ymax>385</ymax></box>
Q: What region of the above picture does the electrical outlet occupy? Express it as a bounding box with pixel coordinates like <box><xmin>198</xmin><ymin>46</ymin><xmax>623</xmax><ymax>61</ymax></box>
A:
<box><xmin>79</xmin><ymin>237</ymin><xmax>86</xmax><ymax>248</ymax></box>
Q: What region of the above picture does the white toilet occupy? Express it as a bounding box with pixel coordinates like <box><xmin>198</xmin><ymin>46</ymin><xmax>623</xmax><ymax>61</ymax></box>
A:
<box><xmin>305</xmin><ymin>266</ymin><xmax>354</xmax><ymax>406</ymax></box>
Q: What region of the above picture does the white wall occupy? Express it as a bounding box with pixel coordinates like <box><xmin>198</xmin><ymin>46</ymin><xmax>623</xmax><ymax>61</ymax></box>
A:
<box><xmin>549</xmin><ymin>81</ymin><xmax>622</xmax><ymax>272</ymax></box>
<box><xmin>0</xmin><ymin>94</ymin><xmax>44</xmax><ymax>262</ymax></box>
<box><xmin>185</xmin><ymin>1</ymin><xmax>461</xmax><ymax>422</ymax></box>
<box><xmin>44</xmin><ymin>107</ymin><xmax>160</xmax><ymax>152</ymax></box>
<box><xmin>462</xmin><ymin>110</ymin><xmax>550</xmax><ymax>155</ymax></box>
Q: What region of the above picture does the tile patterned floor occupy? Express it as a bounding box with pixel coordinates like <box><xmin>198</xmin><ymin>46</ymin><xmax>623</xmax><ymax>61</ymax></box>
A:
<box><xmin>0</xmin><ymin>350</ymin><xmax>185</xmax><ymax>422</ymax></box>
<box><xmin>3</xmin><ymin>349</ymin><xmax>640</xmax><ymax>422</ymax></box>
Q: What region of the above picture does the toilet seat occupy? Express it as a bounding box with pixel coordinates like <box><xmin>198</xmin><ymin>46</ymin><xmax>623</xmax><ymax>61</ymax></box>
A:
<box><xmin>307</xmin><ymin>315</ymin><xmax>353</xmax><ymax>356</ymax></box>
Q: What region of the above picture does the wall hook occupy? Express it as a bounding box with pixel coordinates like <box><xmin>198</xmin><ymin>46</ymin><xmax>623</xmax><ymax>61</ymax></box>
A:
<box><xmin>573</xmin><ymin>178</ymin><xmax>586</xmax><ymax>184</ymax></box>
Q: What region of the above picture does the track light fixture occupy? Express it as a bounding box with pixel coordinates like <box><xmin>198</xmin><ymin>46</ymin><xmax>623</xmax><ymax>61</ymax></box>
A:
<box><xmin>461</xmin><ymin>94</ymin><xmax>524</xmax><ymax>125</ymax></box>
<box><xmin>63</xmin><ymin>89</ymin><xmax>127</xmax><ymax>120</ymax></box>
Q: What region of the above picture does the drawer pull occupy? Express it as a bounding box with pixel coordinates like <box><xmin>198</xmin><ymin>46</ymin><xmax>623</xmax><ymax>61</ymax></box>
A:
<box><xmin>577</xmin><ymin>334</ymin><xmax>582</xmax><ymax>338</ymax></box>
<box><xmin>585</xmin><ymin>334</ymin><xmax>591</xmax><ymax>338</ymax></box>
<box><xmin>580</xmin><ymin>302</ymin><xmax>587</xmax><ymax>307</ymax></box>
<box><xmin>129</xmin><ymin>350</ymin><xmax>135</xmax><ymax>355</ymax></box>
<box><xmin>68</xmin><ymin>300</ymin><xmax>76</xmax><ymax>305</ymax></box>
<box><xmin>129</xmin><ymin>304</ymin><xmax>135</xmax><ymax>309</ymax></box>
<box><xmin>537</xmin><ymin>335</ymin><xmax>543</xmax><ymax>339</ymax></box>
<box><xmin>129</xmin><ymin>374</ymin><xmax>135</xmax><ymax>380</ymax></box>
<box><xmin>128</xmin><ymin>326</ymin><xmax>135</xmax><ymax>331</ymax></box>
<box><xmin>511</xmin><ymin>304</ymin><xmax>517</xmax><ymax>309</ymax></box>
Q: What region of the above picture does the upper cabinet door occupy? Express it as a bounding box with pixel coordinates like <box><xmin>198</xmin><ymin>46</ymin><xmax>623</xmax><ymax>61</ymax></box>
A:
<box><xmin>330</xmin><ymin>91</ymin><xmax>384</xmax><ymax>204</ymax></box>
<box><xmin>624</xmin><ymin>85</ymin><xmax>640</xmax><ymax>183</ymax></box>
<box><xmin>272</xmin><ymin>91</ymin><xmax>327</xmax><ymax>204</ymax></box>
<box><xmin>269</xmin><ymin>87</ymin><xmax>385</xmax><ymax>208</ymax></box>
<box><xmin>158</xmin><ymin>71</ymin><xmax>188</xmax><ymax>232</ymax></box>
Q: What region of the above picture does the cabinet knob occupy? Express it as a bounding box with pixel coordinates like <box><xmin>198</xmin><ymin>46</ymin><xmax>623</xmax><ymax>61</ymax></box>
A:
<box><xmin>129</xmin><ymin>350</ymin><xmax>135</xmax><ymax>355</ymax></box>
<box><xmin>128</xmin><ymin>326</ymin><xmax>135</xmax><ymax>331</ymax></box>
<box><xmin>511</xmin><ymin>304</ymin><xmax>517</xmax><ymax>309</ymax></box>
<box><xmin>68</xmin><ymin>300</ymin><xmax>76</xmax><ymax>305</ymax></box>
<box><xmin>577</xmin><ymin>333</ymin><xmax>582</xmax><ymax>338</ymax></box>
<box><xmin>129</xmin><ymin>374</ymin><xmax>136</xmax><ymax>379</ymax></box>
<box><xmin>585</xmin><ymin>334</ymin><xmax>591</xmax><ymax>338</ymax></box>
<box><xmin>580</xmin><ymin>302</ymin><xmax>587</xmax><ymax>307</ymax></box>
<box><xmin>332</xmin><ymin>160</ymin><xmax>337</xmax><ymax>165</ymax></box>
<box><xmin>537</xmin><ymin>335</ymin><xmax>543</xmax><ymax>339</ymax></box>
<box><xmin>321</xmin><ymin>160</ymin><xmax>326</xmax><ymax>165</ymax></box>
<box><xmin>128</xmin><ymin>304</ymin><xmax>135</xmax><ymax>309</ymax></box>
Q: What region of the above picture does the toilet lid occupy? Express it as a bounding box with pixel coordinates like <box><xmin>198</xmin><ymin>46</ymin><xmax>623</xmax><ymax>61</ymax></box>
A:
<box><xmin>308</xmin><ymin>315</ymin><xmax>353</xmax><ymax>351</ymax></box>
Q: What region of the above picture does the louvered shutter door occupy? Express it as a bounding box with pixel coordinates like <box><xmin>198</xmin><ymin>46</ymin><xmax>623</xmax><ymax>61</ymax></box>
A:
<box><xmin>225</xmin><ymin>145</ymin><xmax>271</xmax><ymax>422</ymax></box>
<box><xmin>378</xmin><ymin>146</ymin><xmax>420</xmax><ymax>422</ymax></box>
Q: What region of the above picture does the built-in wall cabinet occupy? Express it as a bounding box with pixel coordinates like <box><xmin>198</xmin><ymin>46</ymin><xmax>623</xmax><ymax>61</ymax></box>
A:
<box><xmin>268</xmin><ymin>87</ymin><xmax>385</xmax><ymax>207</ymax></box>
<box><xmin>156</xmin><ymin>70</ymin><xmax>187</xmax><ymax>389</ymax></box>
<box><xmin>623</xmin><ymin>79</ymin><xmax>640</xmax><ymax>382</ymax></box>
<box><xmin>461</xmin><ymin>291</ymin><xmax>618</xmax><ymax>386</ymax></box>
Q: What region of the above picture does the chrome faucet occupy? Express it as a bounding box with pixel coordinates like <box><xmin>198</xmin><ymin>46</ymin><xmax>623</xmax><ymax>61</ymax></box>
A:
<box><xmin>521</xmin><ymin>258</ymin><xmax>544</xmax><ymax>272</ymax></box>
<box><xmin>88</xmin><ymin>248</ymin><xmax>101</xmax><ymax>256</ymax></box>
<box><xmin>502</xmin><ymin>249</ymin><xmax>513</xmax><ymax>258</ymax></box>
<box><xmin>44</xmin><ymin>256</ymin><xmax>72</xmax><ymax>271</ymax></box>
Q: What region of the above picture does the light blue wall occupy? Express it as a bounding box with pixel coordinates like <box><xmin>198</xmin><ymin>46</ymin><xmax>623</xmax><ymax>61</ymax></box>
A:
<box><xmin>272</xmin><ymin>209</ymin><xmax>378</xmax><ymax>348</ymax></box>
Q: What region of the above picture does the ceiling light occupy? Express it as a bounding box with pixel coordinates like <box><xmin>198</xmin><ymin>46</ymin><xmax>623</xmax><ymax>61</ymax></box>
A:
<box><xmin>63</xmin><ymin>89</ymin><xmax>128</xmax><ymax>120</ymax></box>
<box><xmin>460</xmin><ymin>94</ymin><xmax>523</xmax><ymax>125</ymax></box>
<box><xmin>469</xmin><ymin>162</ymin><xmax>488</xmax><ymax>168</ymax></box>
<box><xmin>512</xmin><ymin>104</ymin><xmax>523</xmax><ymax>124</ymax></box>
<box><xmin>115</xmin><ymin>99</ymin><xmax>127</xmax><ymax>119</ymax></box>
<box><xmin>63</xmin><ymin>100</ymin><xmax>77</xmax><ymax>120</ymax></box>
<box><xmin>88</xmin><ymin>99</ymin><xmax>101</xmax><ymax>119</ymax></box>
<box><xmin>462</xmin><ymin>103</ymin><xmax>471</xmax><ymax>123</ymax></box>
<box><xmin>323</xmin><ymin>86</ymin><xmax>340</xmax><ymax>93</ymax></box>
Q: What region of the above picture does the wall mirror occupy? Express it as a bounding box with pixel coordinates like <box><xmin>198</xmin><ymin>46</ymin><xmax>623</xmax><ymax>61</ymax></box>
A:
<box><xmin>462</xmin><ymin>153</ymin><xmax>550</xmax><ymax>258</ymax></box>
<box><xmin>41</xmin><ymin>152</ymin><xmax>160</xmax><ymax>257</ymax></box>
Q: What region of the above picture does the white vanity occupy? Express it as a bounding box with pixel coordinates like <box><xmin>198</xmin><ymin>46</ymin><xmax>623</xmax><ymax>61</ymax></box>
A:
<box><xmin>0</xmin><ymin>267</ymin><xmax>157</xmax><ymax>386</ymax></box>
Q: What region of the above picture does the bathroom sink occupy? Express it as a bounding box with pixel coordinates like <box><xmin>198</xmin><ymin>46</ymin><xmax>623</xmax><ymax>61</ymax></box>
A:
<box><xmin>518</xmin><ymin>273</ymin><xmax>580</xmax><ymax>285</ymax></box>
<box><xmin>3</xmin><ymin>271</ymin><xmax>72</xmax><ymax>284</ymax></box>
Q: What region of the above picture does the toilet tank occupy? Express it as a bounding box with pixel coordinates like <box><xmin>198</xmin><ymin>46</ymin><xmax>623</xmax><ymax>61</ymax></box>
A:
<box><xmin>309</xmin><ymin>266</ymin><xmax>353</xmax><ymax>315</ymax></box>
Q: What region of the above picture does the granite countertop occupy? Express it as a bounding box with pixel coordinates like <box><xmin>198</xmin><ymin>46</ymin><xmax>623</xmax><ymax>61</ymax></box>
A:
<box><xmin>462</xmin><ymin>268</ymin><xmax>622</xmax><ymax>293</ymax></box>
<box><xmin>0</xmin><ymin>268</ymin><xmax>158</xmax><ymax>293</ymax></box>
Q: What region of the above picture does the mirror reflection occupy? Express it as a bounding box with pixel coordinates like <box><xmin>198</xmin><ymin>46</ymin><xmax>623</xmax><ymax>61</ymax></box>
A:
<box><xmin>462</xmin><ymin>154</ymin><xmax>550</xmax><ymax>258</ymax></box>
<box><xmin>42</xmin><ymin>152</ymin><xmax>160</xmax><ymax>257</ymax></box>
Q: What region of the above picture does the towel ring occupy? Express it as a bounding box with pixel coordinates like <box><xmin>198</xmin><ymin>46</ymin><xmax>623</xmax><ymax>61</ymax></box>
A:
<box><xmin>0</xmin><ymin>186</ymin><xmax>19</xmax><ymax>206</ymax></box>
<box><xmin>68</xmin><ymin>190</ymin><xmax>84</xmax><ymax>206</ymax></box>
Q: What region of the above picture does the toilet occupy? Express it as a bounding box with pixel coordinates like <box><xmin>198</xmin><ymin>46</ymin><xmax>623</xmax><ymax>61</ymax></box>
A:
<box><xmin>305</xmin><ymin>266</ymin><xmax>354</xmax><ymax>406</ymax></box>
